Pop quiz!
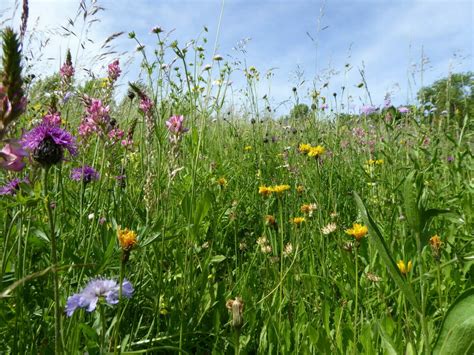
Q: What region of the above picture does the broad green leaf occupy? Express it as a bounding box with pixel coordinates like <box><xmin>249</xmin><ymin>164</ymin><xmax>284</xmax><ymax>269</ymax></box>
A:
<box><xmin>377</xmin><ymin>322</ymin><xmax>398</xmax><ymax>355</ymax></box>
<box><xmin>353</xmin><ymin>191</ymin><xmax>420</xmax><ymax>310</ymax></box>
<box><xmin>433</xmin><ymin>288</ymin><xmax>474</xmax><ymax>355</ymax></box>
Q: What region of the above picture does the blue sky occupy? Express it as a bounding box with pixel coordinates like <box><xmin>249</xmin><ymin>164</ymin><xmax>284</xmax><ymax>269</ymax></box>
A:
<box><xmin>1</xmin><ymin>0</ymin><xmax>473</xmax><ymax>114</ymax></box>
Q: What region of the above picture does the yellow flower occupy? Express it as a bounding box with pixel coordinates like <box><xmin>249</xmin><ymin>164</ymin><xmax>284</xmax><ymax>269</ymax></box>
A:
<box><xmin>298</xmin><ymin>143</ymin><xmax>312</xmax><ymax>154</ymax></box>
<box><xmin>217</xmin><ymin>177</ymin><xmax>227</xmax><ymax>187</ymax></box>
<box><xmin>244</xmin><ymin>145</ymin><xmax>252</xmax><ymax>151</ymax></box>
<box><xmin>308</xmin><ymin>145</ymin><xmax>325</xmax><ymax>157</ymax></box>
<box><xmin>376</xmin><ymin>159</ymin><xmax>384</xmax><ymax>165</ymax></box>
<box><xmin>296</xmin><ymin>185</ymin><xmax>304</xmax><ymax>194</ymax></box>
<box><xmin>429</xmin><ymin>235</ymin><xmax>442</xmax><ymax>249</ymax></box>
<box><xmin>397</xmin><ymin>260</ymin><xmax>413</xmax><ymax>275</ymax></box>
<box><xmin>272</xmin><ymin>184</ymin><xmax>290</xmax><ymax>194</ymax></box>
<box><xmin>291</xmin><ymin>217</ymin><xmax>306</xmax><ymax>225</ymax></box>
<box><xmin>265</xmin><ymin>215</ymin><xmax>276</xmax><ymax>226</ymax></box>
<box><xmin>118</xmin><ymin>227</ymin><xmax>138</xmax><ymax>250</ymax></box>
<box><xmin>259</xmin><ymin>185</ymin><xmax>273</xmax><ymax>196</ymax></box>
<box><xmin>345</xmin><ymin>223</ymin><xmax>368</xmax><ymax>241</ymax></box>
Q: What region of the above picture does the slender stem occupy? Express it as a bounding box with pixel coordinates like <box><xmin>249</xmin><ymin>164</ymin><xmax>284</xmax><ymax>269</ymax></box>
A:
<box><xmin>354</xmin><ymin>244</ymin><xmax>359</xmax><ymax>354</ymax></box>
<box><xmin>416</xmin><ymin>232</ymin><xmax>430</xmax><ymax>354</ymax></box>
<box><xmin>43</xmin><ymin>167</ymin><xmax>62</xmax><ymax>354</ymax></box>
<box><xmin>114</xmin><ymin>257</ymin><xmax>125</xmax><ymax>354</ymax></box>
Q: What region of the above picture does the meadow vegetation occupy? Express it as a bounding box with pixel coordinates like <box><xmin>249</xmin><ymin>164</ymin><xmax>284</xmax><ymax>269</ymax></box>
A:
<box><xmin>0</xmin><ymin>2</ymin><xmax>473</xmax><ymax>354</ymax></box>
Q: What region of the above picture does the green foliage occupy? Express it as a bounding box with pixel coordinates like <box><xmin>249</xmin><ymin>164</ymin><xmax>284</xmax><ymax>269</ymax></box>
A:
<box><xmin>290</xmin><ymin>103</ymin><xmax>309</xmax><ymax>119</ymax></box>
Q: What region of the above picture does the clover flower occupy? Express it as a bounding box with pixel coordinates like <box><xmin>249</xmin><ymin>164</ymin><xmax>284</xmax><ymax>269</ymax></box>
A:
<box><xmin>70</xmin><ymin>165</ymin><xmax>100</xmax><ymax>184</ymax></box>
<box><xmin>21</xmin><ymin>122</ymin><xmax>77</xmax><ymax>166</ymax></box>
<box><xmin>65</xmin><ymin>278</ymin><xmax>134</xmax><ymax>317</ymax></box>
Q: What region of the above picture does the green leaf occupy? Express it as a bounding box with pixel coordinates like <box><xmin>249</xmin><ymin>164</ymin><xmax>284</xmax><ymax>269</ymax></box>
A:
<box><xmin>353</xmin><ymin>191</ymin><xmax>420</xmax><ymax>310</ymax></box>
<box><xmin>402</xmin><ymin>171</ymin><xmax>422</xmax><ymax>234</ymax></box>
<box><xmin>377</xmin><ymin>322</ymin><xmax>398</xmax><ymax>355</ymax></box>
<box><xmin>210</xmin><ymin>255</ymin><xmax>226</xmax><ymax>264</ymax></box>
<box><xmin>433</xmin><ymin>288</ymin><xmax>474</xmax><ymax>355</ymax></box>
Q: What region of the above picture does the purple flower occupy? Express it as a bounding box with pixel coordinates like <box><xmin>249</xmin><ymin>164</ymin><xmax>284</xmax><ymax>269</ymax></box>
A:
<box><xmin>0</xmin><ymin>177</ymin><xmax>28</xmax><ymax>196</ymax></box>
<box><xmin>0</xmin><ymin>141</ymin><xmax>27</xmax><ymax>171</ymax></box>
<box><xmin>70</xmin><ymin>165</ymin><xmax>100</xmax><ymax>183</ymax></box>
<box><xmin>166</xmin><ymin>115</ymin><xmax>188</xmax><ymax>134</ymax></box>
<box><xmin>360</xmin><ymin>105</ymin><xmax>378</xmax><ymax>115</ymax></box>
<box><xmin>384</xmin><ymin>94</ymin><xmax>391</xmax><ymax>108</ymax></box>
<box><xmin>320</xmin><ymin>103</ymin><xmax>329</xmax><ymax>110</ymax></box>
<box><xmin>447</xmin><ymin>155</ymin><xmax>454</xmax><ymax>163</ymax></box>
<box><xmin>21</xmin><ymin>122</ymin><xmax>77</xmax><ymax>166</ymax></box>
<box><xmin>65</xmin><ymin>278</ymin><xmax>134</xmax><ymax>317</ymax></box>
<box><xmin>107</xmin><ymin>59</ymin><xmax>121</xmax><ymax>82</ymax></box>
<box><xmin>398</xmin><ymin>106</ymin><xmax>410</xmax><ymax>114</ymax></box>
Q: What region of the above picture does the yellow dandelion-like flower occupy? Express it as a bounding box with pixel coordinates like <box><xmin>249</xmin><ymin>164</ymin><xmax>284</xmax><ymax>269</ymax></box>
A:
<box><xmin>397</xmin><ymin>260</ymin><xmax>413</xmax><ymax>275</ymax></box>
<box><xmin>118</xmin><ymin>227</ymin><xmax>138</xmax><ymax>250</ymax></box>
<box><xmin>259</xmin><ymin>185</ymin><xmax>273</xmax><ymax>196</ymax></box>
<box><xmin>376</xmin><ymin>159</ymin><xmax>384</xmax><ymax>165</ymax></box>
<box><xmin>296</xmin><ymin>185</ymin><xmax>304</xmax><ymax>194</ymax></box>
<box><xmin>298</xmin><ymin>143</ymin><xmax>312</xmax><ymax>154</ymax></box>
<box><xmin>345</xmin><ymin>223</ymin><xmax>368</xmax><ymax>241</ymax></box>
<box><xmin>244</xmin><ymin>145</ymin><xmax>252</xmax><ymax>151</ymax></box>
<box><xmin>291</xmin><ymin>217</ymin><xmax>306</xmax><ymax>225</ymax></box>
<box><xmin>217</xmin><ymin>177</ymin><xmax>227</xmax><ymax>187</ymax></box>
<box><xmin>272</xmin><ymin>184</ymin><xmax>290</xmax><ymax>194</ymax></box>
<box><xmin>308</xmin><ymin>145</ymin><xmax>325</xmax><ymax>157</ymax></box>
<box><xmin>429</xmin><ymin>235</ymin><xmax>442</xmax><ymax>249</ymax></box>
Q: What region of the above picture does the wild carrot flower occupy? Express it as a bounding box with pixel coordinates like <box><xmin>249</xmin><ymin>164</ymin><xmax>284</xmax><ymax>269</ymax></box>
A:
<box><xmin>397</xmin><ymin>260</ymin><xmax>413</xmax><ymax>275</ymax></box>
<box><xmin>291</xmin><ymin>217</ymin><xmax>305</xmax><ymax>226</ymax></box>
<box><xmin>117</xmin><ymin>227</ymin><xmax>138</xmax><ymax>251</ymax></box>
<box><xmin>321</xmin><ymin>222</ymin><xmax>337</xmax><ymax>235</ymax></box>
<box><xmin>166</xmin><ymin>115</ymin><xmax>188</xmax><ymax>135</ymax></box>
<box><xmin>345</xmin><ymin>223</ymin><xmax>368</xmax><ymax>241</ymax></box>
<box><xmin>65</xmin><ymin>278</ymin><xmax>134</xmax><ymax>317</ymax></box>
<box><xmin>70</xmin><ymin>165</ymin><xmax>100</xmax><ymax>184</ymax></box>
<box><xmin>21</xmin><ymin>122</ymin><xmax>77</xmax><ymax>166</ymax></box>
<box><xmin>0</xmin><ymin>141</ymin><xmax>27</xmax><ymax>171</ymax></box>
<box><xmin>0</xmin><ymin>177</ymin><xmax>28</xmax><ymax>195</ymax></box>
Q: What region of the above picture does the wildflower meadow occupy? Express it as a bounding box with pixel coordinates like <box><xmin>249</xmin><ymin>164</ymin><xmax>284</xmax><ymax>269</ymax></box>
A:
<box><xmin>0</xmin><ymin>1</ymin><xmax>473</xmax><ymax>354</ymax></box>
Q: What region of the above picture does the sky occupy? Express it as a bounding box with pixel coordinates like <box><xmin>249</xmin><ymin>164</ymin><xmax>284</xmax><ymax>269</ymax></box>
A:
<box><xmin>1</xmin><ymin>0</ymin><xmax>473</xmax><ymax>115</ymax></box>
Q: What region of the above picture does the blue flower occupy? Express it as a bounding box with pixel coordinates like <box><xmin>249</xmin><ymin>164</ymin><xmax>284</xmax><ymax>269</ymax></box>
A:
<box><xmin>65</xmin><ymin>278</ymin><xmax>134</xmax><ymax>317</ymax></box>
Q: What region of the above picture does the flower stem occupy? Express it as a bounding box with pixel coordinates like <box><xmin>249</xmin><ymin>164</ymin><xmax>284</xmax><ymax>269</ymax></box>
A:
<box><xmin>43</xmin><ymin>167</ymin><xmax>62</xmax><ymax>354</ymax></box>
<box><xmin>114</xmin><ymin>256</ymin><xmax>125</xmax><ymax>354</ymax></box>
<box><xmin>354</xmin><ymin>244</ymin><xmax>359</xmax><ymax>354</ymax></box>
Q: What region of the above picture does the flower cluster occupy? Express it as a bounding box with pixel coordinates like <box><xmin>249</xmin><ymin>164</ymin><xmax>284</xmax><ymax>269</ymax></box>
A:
<box><xmin>70</xmin><ymin>165</ymin><xmax>100</xmax><ymax>184</ymax></box>
<box><xmin>79</xmin><ymin>98</ymin><xmax>111</xmax><ymax>137</ymax></box>
<box><xmin>258</xmin><ymin>184</ymin><xmax>290</xmax><ymax>196</ymax></box>
<box><xmin>107</xmin><ymin>59</ymin><xmax>121</xmax><ymax>82</ymax></box>
<box><xmin>65</xmin><ymin>278</ymin><xmax>134</xmax><ymax>317</ymax></box>
<box><xmin>298</xmin><ymin>143</ymin><xmax>325</xmax><ymax>158</ymax></box>
<box><xmin>117</xmin><ymin>227</ymin><xmax>138</xmax><ymax>251</ymax></box>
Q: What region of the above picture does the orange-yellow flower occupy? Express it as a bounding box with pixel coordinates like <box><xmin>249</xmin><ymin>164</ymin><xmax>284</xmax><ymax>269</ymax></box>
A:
<box><xmin>345</xmin><ymin>223</ymin><xmax>368</xmax><ymax>241</ymax></box>
<box><xmin>308</xmin><ymin>145</ymin><xmax>325</xmax><ymax>157</ymax></box>
<box><xmin>272</xmin><ymin>184</ymin><xmax>290</xmax><ymax>194</ymax></box>
<box><xmin>429</xmin><ymin>235</ymin><xmax>442</xmax><ymax>249</ymax></box>
<box><xmin>259</xmin><ymin>185</ymin><xmax>273</xmax><ymax>196</ymax></box>
<box><xmin>291</xmin><ymin>217</ymin><xmax>306</xmax><ymax>225</ymax></box>
<box><xmin>265</xmin><ymin>215</ymin><xmax>276</xmax><ymax>226</ymax></box>
<box><xmin>118</xmin><ymin>227</ymin><xmax>138</xmax><ymax>250</ymax></box>
<box><xmin>217</xmin><ymin>177</ymin><xmax>227</xmax><ymax>187</ymax></box>
<box><xmin>397</xmin><ymin>260</ymin><xmax>413</xmax><ymax>275</ymax></box>
<box><xmin>298</xmin><ymin>143</ymin><xmax>312</xmax><ymax>154</ymax></box>
<box><xmin>300</xmin><ymin>203</ymin><xmax>317</xmax><ymax>215</ymax></box>
<box><xmin>296</xmin><ymin>185</ymin><xmax>304</xmax><ymax>194</ymax></box>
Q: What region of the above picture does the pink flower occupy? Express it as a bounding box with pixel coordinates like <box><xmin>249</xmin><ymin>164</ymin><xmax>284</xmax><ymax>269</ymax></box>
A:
<box><xmin>139</xmin><ymin>96</ymin><xmax>153</xmax><ymax>114</ymax></box>
<box><xmin>60</xmin><ymin>63</ymin><xmax>75</xmax><ymax>79</ymax></box>
<box><xmin>107</xmin><ymin>60</ymin><xmax>121</xmax><ymax>82</ymax></box>
<box><xmin>42</xmin><ymin>112</ymin><xmax>62</xmax><ymax>125</ymax></box>
<box><xmin>0</xmin><ymin>141</ymin><xmax>27</xmax><ymax>171</ymax></box>
<box><xmin>166</xmin><ymin>115</ymin><xmax>188</xmax><ymax>134</ymax></box>
<box><xmin>398</xmin><ymin>106</ymin><xmax>410</xmax><ymax>114</ymax></box>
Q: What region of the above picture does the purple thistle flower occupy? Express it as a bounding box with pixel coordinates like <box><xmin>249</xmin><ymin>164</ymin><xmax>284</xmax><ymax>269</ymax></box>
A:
<box><xmin>21</xmin><ymin>122</ymin><xmax>77</xmax><ymax>166</ymax></box>
<box><xmin>0</xmin><ymin>177</ymin><xmax>28</xmax><ymax>196</ymax></box>
<box><xmin>65</xmin><ymin>278</ymin><xmax>134</xmax><ymax>317</ymax></box>
<box><xmin>166</xmin><ymin>115</ymin><xmax>188</xmax><ymax>134</ymax></box>
<box><xmin>70</xmin><ymin>165</ymin><xmax>100</xmax><ymax>184</ymax></box>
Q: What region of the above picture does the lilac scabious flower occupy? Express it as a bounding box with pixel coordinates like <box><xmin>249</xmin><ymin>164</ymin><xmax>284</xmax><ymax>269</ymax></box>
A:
<box><xmin>398</xmin><ymin>106</ymin><xmax>410</xmax><ymax>114</ymax></box>
<box><xmin>166</xmin><ymin>115</ymin><xmax>188</xmax><ymax>135</ymax></box>
<box><xmin>70</xmin><ymin>165</ymin><xmax>100</xmax><ymax>184</ymax></box>
<box><xmin>384</xmin><ymin>94</ymin><xmax>391</xmax><ymax>108</ymax></box>
<box><xmin>320</xmin><ymin>103</ymin><xmax>329</xmax><ymax>110</ymax></box>
<box><xmin>0</xmin><ymin>177</ymin><xmax>29</xmax><ymax>196</ymax></box>
<box><xmin>107</xmin><ymin>59</ymin><xmax>121</xmax><ymax>82</ymax></box>
<box><xmin>22</xmin><ymin>123</ymin><xmax>77</xmax><ymax>166</ymax></box>
<box><xmin>65</xmin><ymin>278</ymin><xmax>134</xmax><ymax>317</ymax></box>
<box><xmin>0</xmin><ymin>141</ymin><xmax>27</xmax><ymax>171</ymax></box>
<box><xmin>360</xmin><ymin>105</ymin><xmax>378</xmax><ymax>115</ymax></box>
